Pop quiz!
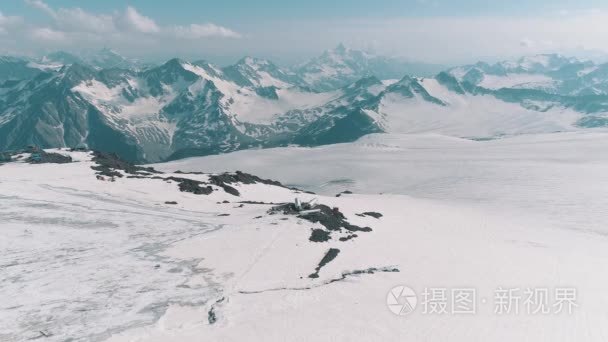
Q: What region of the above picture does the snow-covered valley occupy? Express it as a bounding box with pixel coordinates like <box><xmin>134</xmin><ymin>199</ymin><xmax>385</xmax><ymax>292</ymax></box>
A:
<box><xmin>2</xmin><ymin>131</ymin><xmax>608</xmax><ymax>341</ymax></box>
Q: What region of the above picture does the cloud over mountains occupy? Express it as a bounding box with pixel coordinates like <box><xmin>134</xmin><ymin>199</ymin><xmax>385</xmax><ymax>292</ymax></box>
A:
<box><xmin>0</xmin><ymin>0</ymin><xmax>241</xmax><ymax>53</ymax></box>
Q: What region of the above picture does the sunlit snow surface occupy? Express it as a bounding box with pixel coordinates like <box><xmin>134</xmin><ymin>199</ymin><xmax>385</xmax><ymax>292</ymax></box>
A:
<box><xmin>3</xmin><ymin>131</ymin><xmax>608</xmax><ymax>341</ymax></box>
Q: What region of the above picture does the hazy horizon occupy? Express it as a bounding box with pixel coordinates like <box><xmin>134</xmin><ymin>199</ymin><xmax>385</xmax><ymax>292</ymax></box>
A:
<box><xmin>2</xmin><ymin>0</ymin><xmax>608</xmax><ymax>66</ymax></box>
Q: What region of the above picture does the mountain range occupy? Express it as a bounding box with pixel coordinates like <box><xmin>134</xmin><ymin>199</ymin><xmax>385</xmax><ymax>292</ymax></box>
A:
<box><xmin>1</xmin><ymin>46</ymin><xmax>607</xmax><ymax>163</ymax></box>
<box><xmin>449</xmin><ymin>54</ymin><xmax>608</xmax><ymax>96</ymax></box>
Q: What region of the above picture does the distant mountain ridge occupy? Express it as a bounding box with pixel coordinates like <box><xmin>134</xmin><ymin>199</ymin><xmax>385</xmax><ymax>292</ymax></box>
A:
<box><xmin>4</xmin><ymin>45</ymin><xmax>444</xmax><ymax>90</ymax></box>
<box><xmin>1</xmin><ymin>47</ymin><xmax>607</xmax><ymax>163</ymax></box>
<box><xmin>294</xmin><ymin>44</ymin><xmax>445</xmax><ymax>91</ymax></box>
<box><xmin>449</xmin><ymin>53</ymin><xmax>608</xmax><ymax>96</ymax></box>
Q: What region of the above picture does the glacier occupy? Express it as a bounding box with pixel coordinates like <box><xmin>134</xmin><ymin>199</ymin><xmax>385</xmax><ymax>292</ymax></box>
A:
<box><xmin>2</xmin><ymin>130</ymin><xmax>608</xmax><ymax>341</ymax></box>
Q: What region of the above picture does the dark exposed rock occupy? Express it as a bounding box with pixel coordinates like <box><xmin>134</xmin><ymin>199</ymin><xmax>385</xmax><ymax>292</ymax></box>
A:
<box><xmin>339</xmin><ymin>234</ymin><xmax>358</xmax><ymax>242</ymax></box>
<box><xmin>309</xmin><ymin>229</ymin><xmax>331</xmax><ymax>242</ymax></box>
<box><xmin>208</xmin><ymin>171</ymin><xmax>288</xmax><ymax>196</ymax></box>
<box><xmin>211</xmin><ymin>170</ymin><xmax>283</xmax><ymax>186</ymax></box>
<box><xmin>335</xmin><ymin>190</ymin><xmax>353</xmax><ymax>197</ymax></box>
<box><xmin>211</xmin><ymin>182</ymin><xmax>239</xmax><ymax>196</ymax></box>
<box><xmin>164</xmin><ymin>201</ymin><xmax>178</xmax><ymax>205</ymax></box>
<box><xmin>0</xmin><ymin>152</ymin><xmax>12</xmax><ymax>163</ymax></box>
<box><xmin>255</xmin><ymin>86</ymin><xmax>279</xmax><ymax>100</ymax></box>
<box><xmin>89</xmin><ymin>150</ymin><xmax>297</xmax><ymax>199</ymax></box>
<box><xmin>207</xmin><ymin>297</ymin><xmax>225</xmax><ymax>324</ymax></box>
<box><xmin>268</xmin><ymin>202</ymin><xmax>302</xmax><ymax>216</ymax></box>
<box><xmin>309</xmin><ymin>248</ymin><xmax>340</xmax><ymax>278</ymax></box>
<box><xmin>217</xmin><ymin>213</ymin><xmax>230</xmax><ymax>217</ymax></box>
<box><xmin>91</xmin><ymin>151</ymin><xmax>159</xmax><ymax>178</ymax></box>
<box><xmin>27</xmin><ymin>151</ymin><xmax>72</xmax><ymax>164</ymax></box>
<box><xmin>294</xmin><ymin>108</ymin><xmax>384</xmax><ymax>146</ymax></box>
<box><xmin>348</xmin><ymin>267</ymin><xmax>399</xmax><ymax>275</ymax></box>
<box><xmin>70</xmin><ymin>145</ymin><xmax>89</xmax><ymax>152</ymax></box>
<box><xmin>357</xmin><ymin>211</ymin><xmax>383</xmax><ymax>219</ymax></box>
<box><xmin>299</xmin><ymin>205</ymin><xmax>371</xmax><ymax>232</ymax></box>
<box><xmin>269</xmin><ymin>202</ymin><xmax>371</xmax><ymax>246</ymax></box>
<box><xmin>208</xmin><ymin>307</ymin><xmax>217</xmax><ymax>324</ymax></box>
<box><xmin>166</xmin><ymin>176</ymin><xmax>214</xmax><ymax>195</ymax></box>
<box><xmin>240</xmin><ymin>200</ymin><xmax>281</xmax><ymax>205</ymax></box>
<box><xmin>174</xmin><ymin>170</ymin><xmax>204</xmax><ymax>174</ymax></box>
<box><xmin>362</xmin><ymin>211</ymin><xmax>382</xmax><ymax>218</ymax></box>
<box><xmin>317</xmin><ymin>266</ymin><xmax>400</xmax><ymax>285</ymax></box>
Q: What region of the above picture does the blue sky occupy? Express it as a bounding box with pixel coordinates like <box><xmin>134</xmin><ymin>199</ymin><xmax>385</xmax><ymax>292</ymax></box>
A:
<box><xmin>1</xmin><ymin>0</ymin><xmax>608</xmax><ymax>65</ymax></box>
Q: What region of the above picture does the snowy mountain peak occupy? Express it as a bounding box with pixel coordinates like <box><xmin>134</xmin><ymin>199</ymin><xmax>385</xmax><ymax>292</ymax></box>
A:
<box><xmin>433</xmin><ymin>71</ymin><xmax>467</xmax><ymax>94</ymax></box>
<box><xmin>335</xmin><ymin>42</ymin><xmax>347</xmax><ymax>53</ymax></box>
<box><xmin>453</xmin><ymin>54</ymin><xmax>583</xmax><ymax>79</ymax></box>
<box><xmin>58</xmin><ymin>63</ymin><xmax>97</xmax><ymax>87</ymax></box>
<box><xmin>447</xmin><ymin>54</ymin><xmax>608</xmax><ymax>95</ymax></box>
<box><xmin>238</xmin><ymin>56</ymin><xmax>272</xmax><ymax>69</ymax></box>
<box><xmin>144</xmin><ymin>58</ymin><xmax>199</xmax><ymax>82</ymax></box>
<box><xmin>86</xmin><ymin>48</ymin><xmax>137</xmax><ymax>70</ymax></box>
<box><xmin>36</xmin><ymin>49</ymin><xmax>142</xmax><ymax>71</ymax></box>
<box><xmin>293</xmin><ymin>44</ymin><xmax>444</xmax><ymax>91</ymax></box>
<box><xmin>42</xmin><ymin>51</ymin><xmax>84</xmax><ymax>65</ymax></box>
<box><xmin>296</xmin><ymin>45</ymin><xmax>381</xmax><ymax>91</ymax></box>
<box><xmin>324</xmin><ymin>43</ymin><xmax>371</xmax><ymax>60</ymax></box>
<box><xmin>510</xmin><ymin>54</ymin><xmax>580</xmax><ymax>73</ymax></box>
<box><xmin>223</xmin><ymin>56</ymin><xmax>298</xmax><ymax>89</ymax></box>
<box><xmin>347</xmin><ymin>75</ymin><xmax>383</xmax><ymax>89</ymax></box>
<box><xmin>165</xmin><ymin>57</ymin><xmax>187</xmax><ymax>68</ymax></box>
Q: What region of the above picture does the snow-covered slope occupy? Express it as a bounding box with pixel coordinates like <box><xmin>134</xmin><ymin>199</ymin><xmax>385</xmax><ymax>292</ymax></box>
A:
<box><xmin>156</xmin><ymin>131</ymin><xmax>608</xmax><ymax>230</ymax></box>
<box><xmin>374</xmin><ymin>77</ymin><xmax>582</xmax><ymax>137</ymax></box>
<box><xmin>221</xmin><ymin>56</ymin><xmax>306</xmax><ymax>89</ymax></box>
<box><xmin>3</xmin><ymin>132</ymin><xmax>608</xmax><ymax>341</ymax></box>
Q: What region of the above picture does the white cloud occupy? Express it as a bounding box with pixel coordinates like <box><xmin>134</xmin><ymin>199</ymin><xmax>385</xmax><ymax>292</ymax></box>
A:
<box><xmin>24</xmin><ymin>0</ymin><xmax>54</xmax><ymax>17</ymax></box>
<box><xmin>55</xmin><ymin>8</ymin><xmax>115</xmax><ymax>34</ymax></box>
<box><xmin>520</xmin><ymin>38</ymin><xmax>535</xmax><ymax>48</ymax></box>
<box><xmin>11</xmin><ymin>1</ymin><xmax>608</xmax><ymax>64</ymax></box>
<box><xmin>119</xmin><ymin>6</ymin><xmax>160</xmax><ymax>33</ymax></box>
<box><xmin>0</xmin><ymin>11</ymin><xmax>23</xmax><ymax>27</ymax></box>
<box><xmin>21</xmin><ymin>0</ymin><xmax>241</xmax><ymax>50</ymax></box>
<box><xmin>172</xmin><ymin>23</ymin><xmax>242</xmax><ymax>39</ymax></box>
<box><xmin>29</xmin><ymin>27</ymin><xmax>66</xmax><ymax>42</ymax></box>
<box><xmin>0</xmin><ymin>11</ymin><xmax>23</xmax><ymax>37</ymax></box>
